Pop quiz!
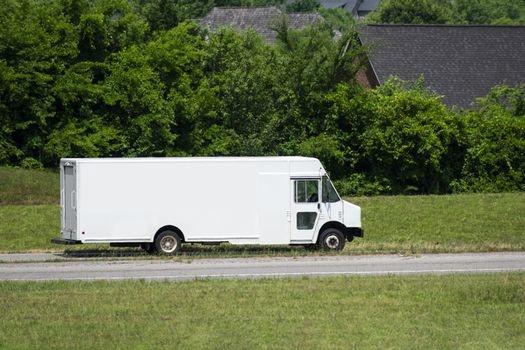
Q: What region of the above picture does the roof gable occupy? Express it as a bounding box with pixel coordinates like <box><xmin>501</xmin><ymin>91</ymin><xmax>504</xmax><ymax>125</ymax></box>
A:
<box><xmin>359</xmin><ymin>25</ymin><xmax>525</xmax><ymax>108</ymax></box>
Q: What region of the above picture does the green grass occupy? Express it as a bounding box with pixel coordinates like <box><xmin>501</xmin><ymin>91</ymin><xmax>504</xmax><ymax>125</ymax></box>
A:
<box><xmin>0</xmin><ymin>205</ymin><xmax>59</xmax><ymax>252</ymax></box>
<box><xmin>0</xmin><ymin>166</ymin><xmax>524</xmax><ymax>254</ymax></box>
<box><xmin>1</xmin><ymin>193</ymin><xmax>524</xmax><ymax>254</ymax></box>
<box><xmin>0</xmin><ymin>273</ymin><xmax>524</xmax><ymax>349</ymax></box>
<box><xmin>0</xmin><ymin>166</ymin><xmax>59</xmax><ymax>205</ymax></box>
<box><xmin>348</xmin><ymin>193</ymin><xmax>525</xmax><ymax>254</ymax></box>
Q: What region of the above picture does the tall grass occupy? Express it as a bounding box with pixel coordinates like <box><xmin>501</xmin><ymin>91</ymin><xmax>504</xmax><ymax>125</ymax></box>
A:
<box><xmin>0</xmin><ymin>193</ymin><xmax>524</xmax><ymax>254</ymax></box>
<box><xmin>0</xmin><ymin>167</ymin><xmax>58</xmax><ymax>205</ymax></box>
<box><xmin>0</xmin><ymin>273</ymin><xmax>524</xmax><ymax>349</ymax></box>
<box><xmin>348</xmin><ymin>193</ymin><xmax>525</xmax><ymax>253</ymax></box>
<box><xmin>0</xmin><ymin>166</ymin><xmax>524</xmax><ymax>254</ymax></box>
<box><xmin>0</xmin><ymin>205</ymin><xmax>59</xmax><ymax>251</ymax></box>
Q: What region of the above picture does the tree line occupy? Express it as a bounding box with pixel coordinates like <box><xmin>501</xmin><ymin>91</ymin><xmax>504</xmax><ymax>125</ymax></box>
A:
<box><xmin>1</xmin><ymin>0</ymin><xmax>524</xmax><ymax>195</ymax></box>
<box><xmin>367</xmin><ymin>0</ymin><xmax>525</xmax><ymax>25</ymax></box>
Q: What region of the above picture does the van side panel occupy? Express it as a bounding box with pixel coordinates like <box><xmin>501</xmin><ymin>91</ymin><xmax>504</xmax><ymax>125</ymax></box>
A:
<box><xmin>76</xmin><ymin>160</ymin><xmax>290</xmax><ymax>243</ymax></box>
<box><xmin>256</xmin><ymin>172</ymin><xmax>291</xmax><ymax>244</ymax></box>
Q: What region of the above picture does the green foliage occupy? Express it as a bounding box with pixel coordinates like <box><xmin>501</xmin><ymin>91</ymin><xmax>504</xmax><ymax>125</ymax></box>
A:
<box><xmin>326</xmin><ymin>78</ymin><xmax>459</xmax><ymax>194</ymax></box>
<box><xmin>318</xmin><ymin>7</ymin><xmax>356</xmax><ymax>32</ymax></box>
<box><xmin>286</xmin><ymin>0</ymin><xmax>320</xmax><ymax>13</ymax></box>
<box><xmin>334</xmin><ymin>174</ymin><xmax>391</xmax><ymax>196</ymax></box>
<box><xmin>0</xmin><ymin>0</ymin><xmax>523</xmax><ymax>195</ymax></box>
<box><xmin>214</xmin><ymin>0</ymin><xmax>284</xmax><ymax>6</ymax></box>
<box><xmin>327</xmin><ymin>78</ymin><xmax>524</xmax><ymax>194</ymax></box>
<box><xmin>451</xmin><ymin>0</ymin><xmax>525</xmax><ymax>24</ymax></box>
<box><xmin>360</xmin><ymin>78</ymin><xmax>463</xmax><ymax>193</ymax></box>
<box><xmin>368</xmin><ymin>0</ymin><xmax>525</xmax><ymax>25</ymax></box>
<box><xmin>139</xmin><ymin>0</ymin><xmax>213</xmax><ymax>32</ymax></box>
<box><xmin>367</xmin><ymin>0</ymin><xmax>450</xmax><ymax>24</ymax></box>
<box><xmin>198</xmin><ymin>28</ymin><xmax>289</xmax><ymax>156</ymax></box>
<box><xmin>451</xmin><ymin>86</ymin><xmax>525</xmax><ymax>192</ymax></box>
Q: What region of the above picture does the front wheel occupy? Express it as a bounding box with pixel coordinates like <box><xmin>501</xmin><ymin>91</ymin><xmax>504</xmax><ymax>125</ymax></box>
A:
<box><xmin>319</xmin><ymin>228</ymin><xmax>345</xmax><ymax>251</ymax></box>
<box><xmin>155</xmin><ymin>230</ymin><xmax>182</xmax><ymax>255</ymax></box>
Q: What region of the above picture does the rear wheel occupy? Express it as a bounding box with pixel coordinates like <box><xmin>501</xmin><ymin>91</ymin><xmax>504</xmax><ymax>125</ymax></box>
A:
<box><xmin>319</xmin><ymin>228</ymin><xmax>345</xmax><ymax>251</ymax></box>
<box><xmin>155</xmin><ymin>230</ymin><xmax>182</xmax><ymax>255</ymax></box>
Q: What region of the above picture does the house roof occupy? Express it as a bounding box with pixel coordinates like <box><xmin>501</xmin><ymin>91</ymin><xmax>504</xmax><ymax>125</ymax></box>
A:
<box><xmin>359</xmin><ymin>25</ymin><xmax>525</xmax><ymax>108</ymax></box>
<box><xmin>200</xmin><ymin>7</ymin><xmax>323</xmax><ymax>44</ymax></box>
<box><xmin>357</xmin><ymin>0</ymin><xmax>381</xmax><ymax>13</ymax></box>
<box><xmin>320</xmin><ymin>0</ymin><xmax>351</xmax><ymax>9</ymax></box>
<box><xmin>319</xmin><ymin>0</ymin><xmax>359</xmax><ymax>12</ymax></box>
<box><xmin>318</xmin><ymin>0</ymin><xmax>381</xmax><ymax>16</ymax></box>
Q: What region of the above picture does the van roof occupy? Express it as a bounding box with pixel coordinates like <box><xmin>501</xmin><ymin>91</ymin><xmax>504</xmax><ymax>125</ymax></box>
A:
<box><xmin>61</xmin><ymin>156</ymin><xmax>319</xmax><ymax>163</ymax></box>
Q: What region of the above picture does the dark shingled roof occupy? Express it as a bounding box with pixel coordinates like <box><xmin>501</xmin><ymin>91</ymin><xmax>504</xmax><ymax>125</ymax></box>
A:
<box><xmin>358</xmin><ymin>0</ymin><xmax>381</xmax><ymax>12</ymax></box>
<box><xmin>319</xmin><ymin>0</ymin><xmax>355</xmax><ymax>9</ymax></box>
<box><xmin>200</xmin><ymin>7</ymin><xmax>323</xmax><ymax>44</ymax></box>
<box><xmin>317</xmin><ymin>0</ymin><xmax>381</xmax><ymax>17</ymax></box>
<box><xmin>359</xmin><ymin>25</ymin><xmax>525</xmax><ymax>108</ymax></box>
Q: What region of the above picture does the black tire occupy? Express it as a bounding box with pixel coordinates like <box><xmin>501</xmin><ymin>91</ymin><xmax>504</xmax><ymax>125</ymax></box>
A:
<box><xmin>155</xmin><ymin>230</ymin><xmax>182</xmax><ymax>255</ymax></box>
<box><xmin>141</xmin><ymin>243</ymin><xmax>157</xmax><ymax>254</ymax></box>
<box><xmin>319</xmin><ymin>228</ymin><xmax>345</xmax><ymax>251</ymax></box>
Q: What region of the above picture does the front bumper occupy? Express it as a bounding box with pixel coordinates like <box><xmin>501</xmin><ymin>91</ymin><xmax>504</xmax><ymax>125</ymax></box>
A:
<box><xmin>345</xmin><ymin>227</ymin><xmax>364</xmax><ymax>240</ymax></box>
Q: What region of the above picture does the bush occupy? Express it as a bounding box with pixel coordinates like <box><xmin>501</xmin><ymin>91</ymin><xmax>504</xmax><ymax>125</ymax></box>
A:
<box><xmin>451</xmin><ymin>85</ymin><xmax>525</xmax><ymax>192</ymax></box>
<box><xmin>340</xmin><ymin>77</ymin><xmax>464</xmax><ymax>194</ymax></box>
<box><xmin>334</xmin><ymin>174</ymin><xmax>391</xmax><ymax>196</ymax></box>
<box><xmin>20</xmin><ymin>157</ymin><xmax>43</xmax><ymax>170</ymax></box>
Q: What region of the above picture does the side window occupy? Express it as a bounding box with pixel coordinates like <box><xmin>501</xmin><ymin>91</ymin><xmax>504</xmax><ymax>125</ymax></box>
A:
<box><xmin>295</xmin><ymin>180</ymin><xmax>319</xmax><ymax>203</ymax></box>
<box><xmin>322</xmin><ymin>176</ymin><xmax>340</xmax><ymax>203</ymax></box>
<box><xmin>297</xmin><ymin>212</ymin><xmax>317</xmax><ymax>230</ymax></box>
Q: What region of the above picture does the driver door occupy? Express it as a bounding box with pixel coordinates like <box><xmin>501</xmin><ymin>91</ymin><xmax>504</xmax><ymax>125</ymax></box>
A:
<box><xmin>290</xmin><ymin>178</ymin><xmax>320</xmax><ymax>243</ymax></box>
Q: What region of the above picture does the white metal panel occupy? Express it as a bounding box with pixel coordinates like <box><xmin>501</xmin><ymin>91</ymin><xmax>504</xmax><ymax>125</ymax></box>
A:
<box><xmin>77</xmin><ymin>161</ymin><xmax>254</xmax><ymax>242</ymax></box>
<box><xmin>62</xmin><ymin>161</ymin><xmax>77</xmax><ymax>240</ymax></box>
<box><xmin>290</xmin><ymin>158</ymin><xmax>324</xmax><ymax>177</ymax></box>
<box><xmin>73</xmin><ymin>158</ymin><xmax>310</xmax><ymax>244</ymax></box>
<box><xmin>61</xmin><ymin>156</ymin><xmax>358</xmax><ymax>246</ymax></box>
<box><xmin>343</xmin><ymin>200</ymin><xmax>362</xmax><ymax>228</ymax></box>
<box><xmin>256</xmin><ymin>172</ymin><xmax>290</xmax><ymax>244</ymax></box>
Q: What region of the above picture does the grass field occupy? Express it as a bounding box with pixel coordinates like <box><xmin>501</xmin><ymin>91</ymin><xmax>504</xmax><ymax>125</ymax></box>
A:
<box><xmin>0</xmin><ymin>273</ymin><xmax>524</xmax><ymax>349</ymax></box>
<box><xmin>349</xmin><ymin>193</ymin><xmax>525</xmax><ymax>254</ymax></box>
<box><xmin>0</xmin><ymin>166</ymin><xmax>524</xmax><ymax>254</ymax></box>
<box><xmin>0</xmin><ymin>166</ymin><xmax>58</xmax><ymax>205</ymax></box>
<box><xmin>0</xmin><ymin>193</ymin><xmax>523</xmax><ymax>255</ymax></box>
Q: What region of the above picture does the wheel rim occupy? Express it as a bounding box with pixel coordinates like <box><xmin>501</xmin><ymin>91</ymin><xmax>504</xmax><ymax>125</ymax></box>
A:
<box><xmin>160</xmin><ymin>236</ymin><xmax>177</xmax><ymax>253</ymax></box>
<box><xmin>325</xmin><ymin>234</ymin><xmax>340</xmax><ymax>249</ymax></box>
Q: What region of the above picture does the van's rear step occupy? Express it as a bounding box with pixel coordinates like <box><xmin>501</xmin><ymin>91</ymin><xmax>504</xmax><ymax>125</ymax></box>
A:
<box><xmin>51</xmin><ymin>238</ymin><xmax>82</xmax><ymax>245</ymax></box>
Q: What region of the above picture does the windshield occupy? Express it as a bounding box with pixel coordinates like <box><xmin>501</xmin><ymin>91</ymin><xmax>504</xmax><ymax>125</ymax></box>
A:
<box><xmin>322</xmin><ymin>176</ymin><xmax>340</xmax><ymax>203</ymax></box>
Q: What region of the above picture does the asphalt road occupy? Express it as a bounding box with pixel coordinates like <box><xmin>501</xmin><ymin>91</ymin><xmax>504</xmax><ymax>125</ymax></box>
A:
<box><xmin>0</xmin><ymin>252</ymin><xmax>524</xmax><ymax>281</ymax></box>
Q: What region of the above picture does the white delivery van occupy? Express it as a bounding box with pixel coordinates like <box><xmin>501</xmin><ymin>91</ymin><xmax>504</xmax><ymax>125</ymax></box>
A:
<box><xmin>52</xmin><ymin>157</ymin><xmax>363</xmax><ymax>254</ymax></box>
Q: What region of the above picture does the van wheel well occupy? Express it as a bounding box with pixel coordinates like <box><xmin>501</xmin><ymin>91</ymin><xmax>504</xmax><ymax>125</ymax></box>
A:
<box><xmin>155</xmin><ymin>225</ymin><xmax>185</xmax><ymax>243</ymax></box>
<box><xmin>318</xmin><ymin>221</ymin><xmax>347</xmax><ymax>243</ymax></box>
